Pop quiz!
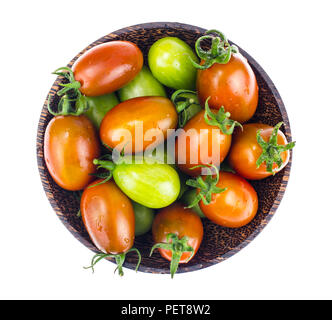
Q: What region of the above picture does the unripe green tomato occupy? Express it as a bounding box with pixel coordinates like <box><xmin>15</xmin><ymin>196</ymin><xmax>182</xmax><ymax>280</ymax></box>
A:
<box><xmin>145</xmin><ymin>144</ymin><xmax>188</xmax><ymax>200</ymax></box>
<box><xmin>84</xmin><ymin>93</ymin><xmax>119</xmax><ymax>128</ymax></box>
<box><xmin>118</xmin><ymin>66</ymin><xmax>166</xmax><ymax>101</ymax></box>
<box><xmin>113</xmin><ymin>157</ymin><xmax>181</xmax><ymax>209</ymax></box>
<box><xmin>148</xmin><ymin>37</ymin><xmax>199</xmax><ymax>90</ymax></box>
<box><xmin>132</xmin><ymin>201</ymin><xmax>155</xmax><ymax>236</ymax></box>
<box><xmin>177</xmin><ymin>170</ymin><xmax>189</xmax><ymax>200</ymax></box>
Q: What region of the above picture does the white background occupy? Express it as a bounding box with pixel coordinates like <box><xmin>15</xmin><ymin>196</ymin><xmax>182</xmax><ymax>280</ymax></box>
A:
<box><xmin>0</xmin><ymin>0</ymin><xmax>331</xmax><ymax>300</ymax></box>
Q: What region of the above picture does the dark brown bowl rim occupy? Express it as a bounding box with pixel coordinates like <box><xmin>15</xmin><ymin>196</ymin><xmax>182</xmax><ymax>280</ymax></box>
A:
<box><xmin>37</xmin><ymin>22</ymin><xmax>292</xmax><ymax>275</ymax></box>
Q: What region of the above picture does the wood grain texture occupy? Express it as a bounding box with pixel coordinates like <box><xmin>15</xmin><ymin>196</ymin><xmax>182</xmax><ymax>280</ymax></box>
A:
<box><xmin>36</xmin><ymin>22</ymin><xmax>292</xmax><ymax>275</ymax></box>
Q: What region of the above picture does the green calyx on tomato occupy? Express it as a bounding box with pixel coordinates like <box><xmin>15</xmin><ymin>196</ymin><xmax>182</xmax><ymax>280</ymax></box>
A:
<box><xmin>190</xmin><ymin>29</ymin><xmax>238</xmax><ymax>70</ymax></box>
<box><xmin>256</xmin><ymin>122</ymin><xmax>296</xmax><ymax>174</ymax></box>
<box><xmin>48</xmin><ymin>69</ymin><xmax>120</xmax><ymax>123</ymax></box>
<box><xmin>53</xmin><ymin>67</ymin><xmax>81</xmax><ymax>95</ymax></box>
<box><xmin>186</xmin><ymin>164</ymin><xmax>227</xmax><ymax>208</ymax></box>
<box><xmin>118</xmin><ymin>66</ymin><xmax>166</xmax><ymax>101</ymax></box>
<box><xmin>150</xmin><ymin>233</ymin><xmax>194</xmax><ymax>279</ymax></box>
<box><xmin>171</xmin><ymin>89</ymin><xmax>202</xmax><ymax>127</ymax></box>
<box><xmin>84</xmin><ymin>248</ymin><xmax>141</xmax><ymax>277</ymax></box>
<box><xmin>204</xmin><ymin>97</ymin><xmax>242</xmax><ymax>135</ymax></box>
<box><xmin>91</xmin><ymin>155</ymin><xmax>181</xmax><ymax>209</ymax></box>
<box><xmin>90</xmin><ymin>155</ymin><xmax>116</xmax><ymax>186</ymax></box>
<box><xmin>47</xmin><ymin>67</ymin><xmax>87</xmax><ymax>116</ymax></box>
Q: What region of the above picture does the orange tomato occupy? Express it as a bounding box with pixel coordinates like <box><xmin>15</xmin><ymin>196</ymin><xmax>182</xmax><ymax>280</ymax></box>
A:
<box><xmin>100</xmin><ymin>96</ymin><xmax>178</xmax><ymax>154</ymax></box>
<box><xmin>175</xmin><ymin>109</ymin><xmax>232</xmax><ymax>176</ymax></box>
<box><xmin>73</xmin><ymin>41</ymin><xmax>143</xmax><ymax>96</ymax></box>
<box><xmin>44</xmin><ymin>115</ymin><xmax>100</xmax><ymax>191</ymax></box>
<box><xmin>199</xmin><ymin>172</ymin><xmax>258</xmax><ymax>228</ymax></box>
<box><xmin>228</xmin><ymin>123</ymin><xmax>291</xmax><ymax>180</ymax></box>
<box><xmin>152</xmin><ymin>203</ymin><xmax>203</xmax><ymax>264</ymax></box>
<box><xmin>196</xmin><ymin>54</ymin><xmax>258</xmax><ymax>123</ymax></box>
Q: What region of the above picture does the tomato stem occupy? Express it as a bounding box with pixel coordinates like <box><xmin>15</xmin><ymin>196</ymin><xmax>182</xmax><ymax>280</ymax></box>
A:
<box><xmin>52</xmin><ymin>67</ymin><xmax>81</xmax><ymax>95</ymax></box>
<box><xmin>204</xmin><ymin>97</ymin><xmax>242</xmax><ymax>134</ymax></box>
<box><xmin>90</xmin><ymin>152</ymin><xmax>136</xmax><ymax>188</ymax></box>
<box><xmin>88</xmin><ymin>158</ymin><xmax>116</xmax><ymax>188</ymax></box>
<box><xmin>84</xmin><ymin>248</ymin><xmax>141</xmax><ymax>277</ymax></box>
<box><xmin>150</xmin><ymin>233</ymin><xmax>194</xmax><ymax>278</ymax></box>
<box><xmin>186</xmin><ymin>164</ymin><xmax>227</xmax><ymax>207</ymax></box>
<box><xmin>190</xmin><ymin>29</ymin><xmax>238</xmax><ymax>70</ymax></box>
<box><xmin>256</xmin><ymin>122</ymin><xmax>296</xmax><ymax>174</ymax></box>
<box><xmin>48</xmin><ymin>67</ymin><xmax>88</xmax><ymax>116</ymax></box>
<box><xmin>171</xmin><ymin>89</ymin><xmax>202</xmax><ymax>127</ymax></box>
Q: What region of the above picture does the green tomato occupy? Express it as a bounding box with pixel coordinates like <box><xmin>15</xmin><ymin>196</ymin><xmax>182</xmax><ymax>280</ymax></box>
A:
<box><xmin>132</xmin><ymin>201</ymin><xmax>155</xmax><ymax>236</ymax></box>
<box><xmin>146</xmin><ymin>146</ymin><xmax>189</xmax><ymax>206</ymax></box>
<box><xmin>146</xmin><ymin>146</ymin><xmax>188</xmax><ymax>199</ymax></box>
<box><xmin>148</xmin><ymin>37</ymin><xmax>199</xmax><ymax>90</ymax></box>
<box><xmin>83</xmin><ymin>93</ymin><xmax>119</xmax><ymax>128</ymax></box>
<box><xmin>118</xmin><ymin>66</ymin><xmax>166</xmax><ymax>101</ymax></box>
<box><xmin>113</xmin><ymin>157</ymin><xmax>181</xmax><ymax>209</ymax></box>
<box><xmin>181</xmin><ymin>189</ymin><xmax>205</xmax><ymax>218</ymax></box>
<box><xmin>177</xmin><ymin>170</ymin><xmax>189</xmax><ymax>200</ymax></box>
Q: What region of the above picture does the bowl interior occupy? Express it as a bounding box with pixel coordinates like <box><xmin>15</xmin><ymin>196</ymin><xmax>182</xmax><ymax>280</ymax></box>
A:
<box><xmin>36</xmin><ymin>22</ymin><xmax>292</xmax><ymax>274</ymax></box>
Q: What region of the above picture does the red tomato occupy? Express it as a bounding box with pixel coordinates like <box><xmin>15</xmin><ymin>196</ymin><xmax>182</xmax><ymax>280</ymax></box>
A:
<box><xmin>100</xmin><ymin>96</ymin><xmax>178</xmax><ymax>154</ymax></box>
<box><xmin>228</xmin><ymin>123</ymin><xmax>291</xmax><ymax>180</ymax></box>
<box><xmin>175</xmin><ymin>109</ymin><xmax>232</xmax><ymax>176</ymax></box>
<box><xmin>152</xmin><ymin>203</ymin><xmax>203</xmax><ymax>265</ymax></box>
<box><xmin>44</xmin><ymin>115</ymin><xmax>100</xmax><ymax>191</ymax></box>
<box><xmin>73</xmin><ymin>41</ymin><xmax>143</xmax><ymax>96</ymax></box>
<box><xmin>196</xmin><ymin>54</ymin><xmax>258</xmax><ymax>123</ymax></box>
<box><xmin>199</xmin><ymin>172</ymin><xmax>258</xmax><ymax>228</ymax></box>
<box><xmin>80</xmin><ymin>180</ymin><xmax>135</xmax><ymax>254</ymax></box>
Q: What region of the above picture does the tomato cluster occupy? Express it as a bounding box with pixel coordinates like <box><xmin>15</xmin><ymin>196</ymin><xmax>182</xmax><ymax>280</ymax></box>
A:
<box><xmin>44</xmin><ymin>30</ymin><xmax>295</xmax><ymax>278</ymax></box>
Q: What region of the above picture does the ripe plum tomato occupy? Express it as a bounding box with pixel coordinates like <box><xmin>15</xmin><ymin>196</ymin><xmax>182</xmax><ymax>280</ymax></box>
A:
<box><xmin>196</xmin><ymin>53</ymin><xmax>258</xmax><ymax>123</ymax></box>
<box><xmin>80</xmin><ymin>180</ymin><xmax>135</xmax><ymax>255</ymax></box>
<box><xmin>44</xmin><ymin>115</ymin><xmax>100</xmax><ymax>191</ymax></box>
<box><xmin>175</xmin><ymin>109</ymin><xmax>232</xmax><ymax>176</ymax></box>
<box><xmin>73</xmin><ymin>41</ymin><xmax>143</xmax><ymax>96</ymax></box>
<box><xmin>228</xmin><ymin>123</ymin><xmax>294</xmax><ymax>180</ymax></box>
<box><xmin>199</xmin><ymin>172</ymin><xmax>258</xmax><ymax>228</ymax></box>
<box><xmin>81</xmin><ymin>180</ymin><xmax>141</xmax><ymax>276</ymax></box>
<box><xmin>100</xmin><ymin>96</ymin><xmax>178</xmax><ymax>154</ymax></box>
<box><xmin>151</xmin><ymin>203</ymin><xmax>203</xmax><ymax>278</ymax></box>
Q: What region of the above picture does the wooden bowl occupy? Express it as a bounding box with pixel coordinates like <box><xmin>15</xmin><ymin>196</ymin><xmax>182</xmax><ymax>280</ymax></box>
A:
<box><xmin>36</xmin><ymin>22</ymin><xmax>292</xmax><ymax>275</ymax></box>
